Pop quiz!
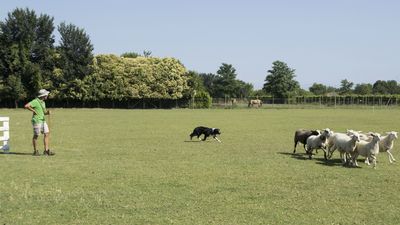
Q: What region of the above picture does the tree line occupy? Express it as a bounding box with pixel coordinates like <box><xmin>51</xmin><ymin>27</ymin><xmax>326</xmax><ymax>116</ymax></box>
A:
<box><xmin>0</xmin><ymin>8</ymin><xmax>254</xmax><ymax>108</ymax></box>
<box><xmin>1</xmin><ymin>8</ymin><xmax>399</xmax><ymax>109</ymax></box>
<box><xmin>255</xmin><ymin>61</ymin><xmax>400</xmax><ymax>98</ymax></box>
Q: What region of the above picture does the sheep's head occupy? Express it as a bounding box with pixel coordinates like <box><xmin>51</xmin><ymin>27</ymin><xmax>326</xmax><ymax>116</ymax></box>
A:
<box><xmin>311</xmin><ymin>130</ymin><xmax>320</xmax><ymax>135</ymax></box>
<box><xmin>350</xmin><ymin>134</ymin><xmax>360</xmax><ymax>142</ymax></box>
<box><xmin>322</xmin><ymin>128</ymin><xmax>333</xmax><ymax>137</ymax></box>
<box><xmin>347</xmin><ymin>129</ymin><xmax>362</xmax><ymax>136</ymax></box>
<box><xmin>386</xmin><ymin>131</ymin><xmax>398</xmax><ymax>140</ymax></box>
<box><xmin>319</xmin><ymin>135</ymin><xmax>327</xmax><ymax>141</ymax></box>
<box><xmin>370</xmin><ymin>133</ymin><xmax>381</xmax><ymax>142</ymax></box>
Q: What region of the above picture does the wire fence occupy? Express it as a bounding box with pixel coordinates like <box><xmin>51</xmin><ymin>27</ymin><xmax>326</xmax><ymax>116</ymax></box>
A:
<box><xmin>212</xmin><ymin>96</ymin><xmax>400</xmax><ymax>109</ymax></box>
<box><xmin>2</xmin><ymin>95</ymin><xmax>400</xmax><ymax>109</ymax></box>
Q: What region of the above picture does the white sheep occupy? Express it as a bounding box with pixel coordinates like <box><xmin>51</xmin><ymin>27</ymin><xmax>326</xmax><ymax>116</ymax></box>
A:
<box><xmin>352</xmin><ymin>133</ymin><xmax>381</xmax><ymax>168</ymax></box>
<box><xmin>346</xmin><ymin>130</ymin><xmax>372</xmax><ymax>141</ymax></box>
<box><xmin>379</xmin><ymin>131</ymin><xmax>398</xmax><ymax>163</ymax></box>
<box><xmin>327</xmin><ymin>132</ymin><xmax>360</xmax><ymax>165</ymax></box>
<box><xmin>348</xmin><ymin>130</ymin><xmax>398</xmax><ymax>164</ymax></box>
<box><xmin>305</xmin><ymin>128</ymin><xmax>332</xmax><ymax>159</ymax></box>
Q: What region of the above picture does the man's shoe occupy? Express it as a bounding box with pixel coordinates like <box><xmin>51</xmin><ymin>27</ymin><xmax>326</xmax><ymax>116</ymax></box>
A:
<box><xmin>43</xmin><ymin>149</ymin><xmax>55</xmax><ymax>156</ymax></box>
<box><xmin>32</xmin><ymin>150</ymin><xmax>40</xmax><ymax>156</ymax></box>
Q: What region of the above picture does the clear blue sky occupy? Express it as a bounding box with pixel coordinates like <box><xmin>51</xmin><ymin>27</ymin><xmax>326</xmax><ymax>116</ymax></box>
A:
<box><xmin>1</xmin><ymin>0</ymin><xmax>399</xmax><ymax>89</ymax></box>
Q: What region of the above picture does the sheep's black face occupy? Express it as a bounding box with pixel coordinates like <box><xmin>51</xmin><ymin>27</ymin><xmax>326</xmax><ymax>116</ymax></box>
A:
<box><xmin>311</xmin><ymin>130</ymin><xmax>320</xmax><ymax>135</ymax></box>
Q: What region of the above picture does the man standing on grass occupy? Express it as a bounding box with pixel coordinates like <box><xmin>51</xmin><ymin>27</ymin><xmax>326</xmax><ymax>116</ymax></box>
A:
<box><xmin>24</xmin><ymin>89</ymin><xmax>55</xmax><ymax>156</ymax></box>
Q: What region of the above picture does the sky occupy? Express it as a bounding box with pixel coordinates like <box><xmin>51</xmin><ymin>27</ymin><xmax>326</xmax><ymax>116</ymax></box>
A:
<box><xmin>1</xmin><ymin>0</ymin><xmax>399</xmax><ymax>89</ymax></box>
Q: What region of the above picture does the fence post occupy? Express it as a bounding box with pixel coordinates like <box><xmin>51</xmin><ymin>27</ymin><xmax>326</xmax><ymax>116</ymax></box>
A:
<box><xmin>0</xmin><ymin>117</ymin><xmax>10</xmax><ymax>153</ymax></box>
<box><xmin>334</xmin><ymin>96</ymin><xmax>336</xmax><ymax>108</ymax></box>
<box><xmin>319</xmin><ymin>96</ymin><xmax>322</xmax><ymax>108</ymax></box>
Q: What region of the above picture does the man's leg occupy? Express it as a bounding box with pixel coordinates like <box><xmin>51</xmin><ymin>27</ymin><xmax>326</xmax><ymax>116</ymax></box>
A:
<box><xmin>44</xmin><ymin>133</ymin><xmax>49</xmax><ymax>151</ymax></box>
<box><xmin>42</xmin><ymin>122</ymin><xmax>54</xmax><ymax>155</ymax></box>
<box><xmin>32</xmin><ymin>124</ymin><xmax>40</xmax><ymax>155</ymax></box>
<box><xmin>32</xmin><ymin>135</ymin><xmax>38</xmax><ymax>152</ymax></box>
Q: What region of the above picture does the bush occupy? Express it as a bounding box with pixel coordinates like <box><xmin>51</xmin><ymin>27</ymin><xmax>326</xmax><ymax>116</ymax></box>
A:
<box><xmin>193</xmin><ymin>91</ymin><xmax>212</xmax><ymax>108</ymax></box>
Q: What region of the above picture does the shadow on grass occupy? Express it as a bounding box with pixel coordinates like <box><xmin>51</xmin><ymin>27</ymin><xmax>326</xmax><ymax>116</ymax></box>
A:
<box><xmin>184</xmin><ymin>140</ymin><xmax>220</xmax><ymax>143</ymax></box>
<box><xmin>278</xmin><ymin>151</ymin><xmax>361</xmax><ymax>168</ymax></box>
<box><xmin>0</xmin><ymin>151</ymin><xmax>33</xmax><ymax>156</ymax></box>
<box><xmin>277</xmin><ymin>151</ymin><xmax>310</xmax><ymax>160</ymax></box>
<box><xmin>314</xmin><ymin>157</ymin><xmax>344</xmax><ymax>167</ymax></box>
<box><xmin>315</xmin><ymin>157</ymin><xmax>363</xmax><ymax>169</ymax></box>
<box><xmin>184</xmin><ymin>140</ymin><xmax>204</xmax><ymax>143</ymax></box>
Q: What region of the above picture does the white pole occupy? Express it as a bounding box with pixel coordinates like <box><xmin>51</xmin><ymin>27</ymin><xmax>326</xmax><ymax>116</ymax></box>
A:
<box><xmin>0</xmin><ymin>117</ymin><xmax>10</xmax><ymax>153</ymax></box>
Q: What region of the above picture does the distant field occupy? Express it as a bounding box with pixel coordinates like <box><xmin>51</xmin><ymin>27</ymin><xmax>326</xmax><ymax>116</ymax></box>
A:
<box><xmin>1</xmin><ymin>108</ymin><xmax>400</xmax><ymax>224</ymax></box>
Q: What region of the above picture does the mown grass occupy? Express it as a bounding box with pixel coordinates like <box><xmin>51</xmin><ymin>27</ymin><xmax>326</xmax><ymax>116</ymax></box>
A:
<box><xmin>0</xmin><ymin>108</ymin><xmax>400</xmax><ymax>224</ymax></box>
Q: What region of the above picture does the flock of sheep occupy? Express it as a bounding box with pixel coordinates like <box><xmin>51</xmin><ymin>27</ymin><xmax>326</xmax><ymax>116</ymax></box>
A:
<box><xmin>293</xmin><ymin>128</ymin><xmax>398</xmax><ymax>168</ymax></box>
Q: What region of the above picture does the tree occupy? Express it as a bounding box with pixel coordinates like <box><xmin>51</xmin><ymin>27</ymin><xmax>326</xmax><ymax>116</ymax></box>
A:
<box><xmin>326</xmin><ymin>86</ymin><xmax>337</xmax><ymax>94</ymax></box>
<box><xmin>372</xmin><ymin>80</ymin><xmax>400</xmax><ymax>95</ymax></box>
<box><xmin>263</xmin><ymin>60</ymin><xmax>300</xmax><ymax>98</ymax></box>
<box><xmin>32</xmin><ymin>13</ymin><xmax>56</xmax><ymax>88</ymax></box>
<box><xmin>372</xmin><ymin>80</ymin><xmax>388</xmax><ymax>94</ymax></box>
<box><xmin>0</xmin><ymin>8</ymin><xmax>55</xmax><ymax>100</ymax></box>
<box><xmin>143</xmin><ymin>50</ymin><xmax>152</xmax><ymax>58</ymax></box>
<box><xmin>121</xmin><ymin>52</ymin><xmax>140</xmax><ymax>58</ymax></box>
<box><xmin>309</xmin><ymin>83</ymin><xmax>328</xmax><ymax>95</ymax></box>
<box><xmin>185</xmin><ymin>70</ymin><xmax>205</xmax><ymax>97</ymax></box>
<box><xmin>354</xmin><ymin>83</ymin><xmax>372</xmax><ymax>95</ymax></box>
<box><xmin>199</xmin><ymin>73</ymin><xmax>218</xmax><ymax>97</ymax></box>
<box><xmin>87</xmin><ymin>54</ymin><xmax>189</xmax><ymax>101</ymax></box>
<box><xmin>199</xmin><ymin>64</ymin><xmax>253</xmax><ymax>98</ymax></box>
<box><xmin>252</xmin><ymin>89</ymin><xmax>267</xmax><ymax>97</ymax></box>
<box><xmin>3</xmin><ymin>75</ymin><xmax>26</xmax><ymax>108</ymax></box>
<box><xmin>386</xmin><ymin>80</ymin><xmax>400</xmax><ymax>94</ymax></box>
<box><xmin>235</xmin><ymin>80</ymin><xmax>253</xmax><ymax>98</ymax></box>
<box><xmin>214</xmin><ymin>63</ymin><xmax>238</xmax><ymax>98</ymax></box>
<box><xmin>338</xmin><ymin>79</ymin><xmax>353</xmax><ymax>95</ymax></box>
<box><xmin>56</xmin><ymin>22</ymin><xmax>94</xmax><ymax>99</ymax></box>
<box><xmin>298</xmin><ymin>88</ymin><xmax>313</xmax><ymax>96</ymax></box>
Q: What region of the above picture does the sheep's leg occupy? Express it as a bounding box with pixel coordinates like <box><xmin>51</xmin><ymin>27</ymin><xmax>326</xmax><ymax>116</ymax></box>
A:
<box><xmin>342</xmin><ymin>152</ymin><xmax>347</xmax><ymax>164</ymax></box>
<box><xmin>345</xmin><ymin>152</ymin><xmax>351</xmax><ymax>162</ymax></box>
<box><xmin>345</xmin><ymin>152</ymin><xmax>352</xmax><ymax>166</ymax></box>
<box><xmin>327</xmin><ymin>145</ymin><xmax>336</xmax><ymax>160</ymax></box>
<box><xmin>387</xmin><ymin>151</ymin><xmax>396</xmax><ymax>163</ymax></box>
<box><xmin>340</xmin><ymin>152</ymin><xmax>346</xmax><ymax>165</ymax></box>
<box><xmin>351</xmin><ymin>152</ymin><xmax>359</xmax><ymax>167</ymax></box>
<box><xmin>305</xmin><ymin>145</ymin><xmax>313</xmax><ymax>159</ymax></box>
<box><xmin>308</xmin><ymin>149</ymin><xmax>313</xmax><ymax>159</ymax></box>
<box><xmin>293</xmin><ymin>141</ymin><xmax>298</xmax><ymax>153</ymax></box>
<box><xmin>364</xmin><ymin>157</ymin><xmax>370</xmax><ymax>165</ymax></box>
<box><xmin>371</xmin><ymin>155</ymin><xmax>377</xmax><ymax>169</ymax></box>
<box><xmin>322</xmin><ymin>147</ymin><xmax>328</xmax><ymax>160</ymax></box>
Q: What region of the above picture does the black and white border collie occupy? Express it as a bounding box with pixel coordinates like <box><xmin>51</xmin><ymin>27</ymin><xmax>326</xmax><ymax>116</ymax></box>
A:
<box><xmin>190</xmin><ymin>126</ymin><xmax>221</xmax><ymax>142</ymax></box>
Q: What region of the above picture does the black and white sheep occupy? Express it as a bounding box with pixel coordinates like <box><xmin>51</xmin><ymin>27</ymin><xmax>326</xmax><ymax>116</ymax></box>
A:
<box><xmin>305</xmin><ymin>128</ymin><xmax>332</xmax><ymax>159</ymax></box>
<box><xmin>293</xmin><ymin>129</ymin><xmax>320</xmax><ymax>153</ymax></box>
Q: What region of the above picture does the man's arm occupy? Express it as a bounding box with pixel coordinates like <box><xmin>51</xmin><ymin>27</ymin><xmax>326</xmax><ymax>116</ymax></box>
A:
<box><xmin>24</xmin><ymin>103</ymin><xmax>37</xmax><ymax>115</ymax></box>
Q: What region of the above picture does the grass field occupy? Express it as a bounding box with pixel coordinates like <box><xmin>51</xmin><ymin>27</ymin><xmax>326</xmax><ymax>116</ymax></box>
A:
<box><xmin>1</xmin><ymin>108</ymin><xmax>400</xmax><ymax>224</ymax></box>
